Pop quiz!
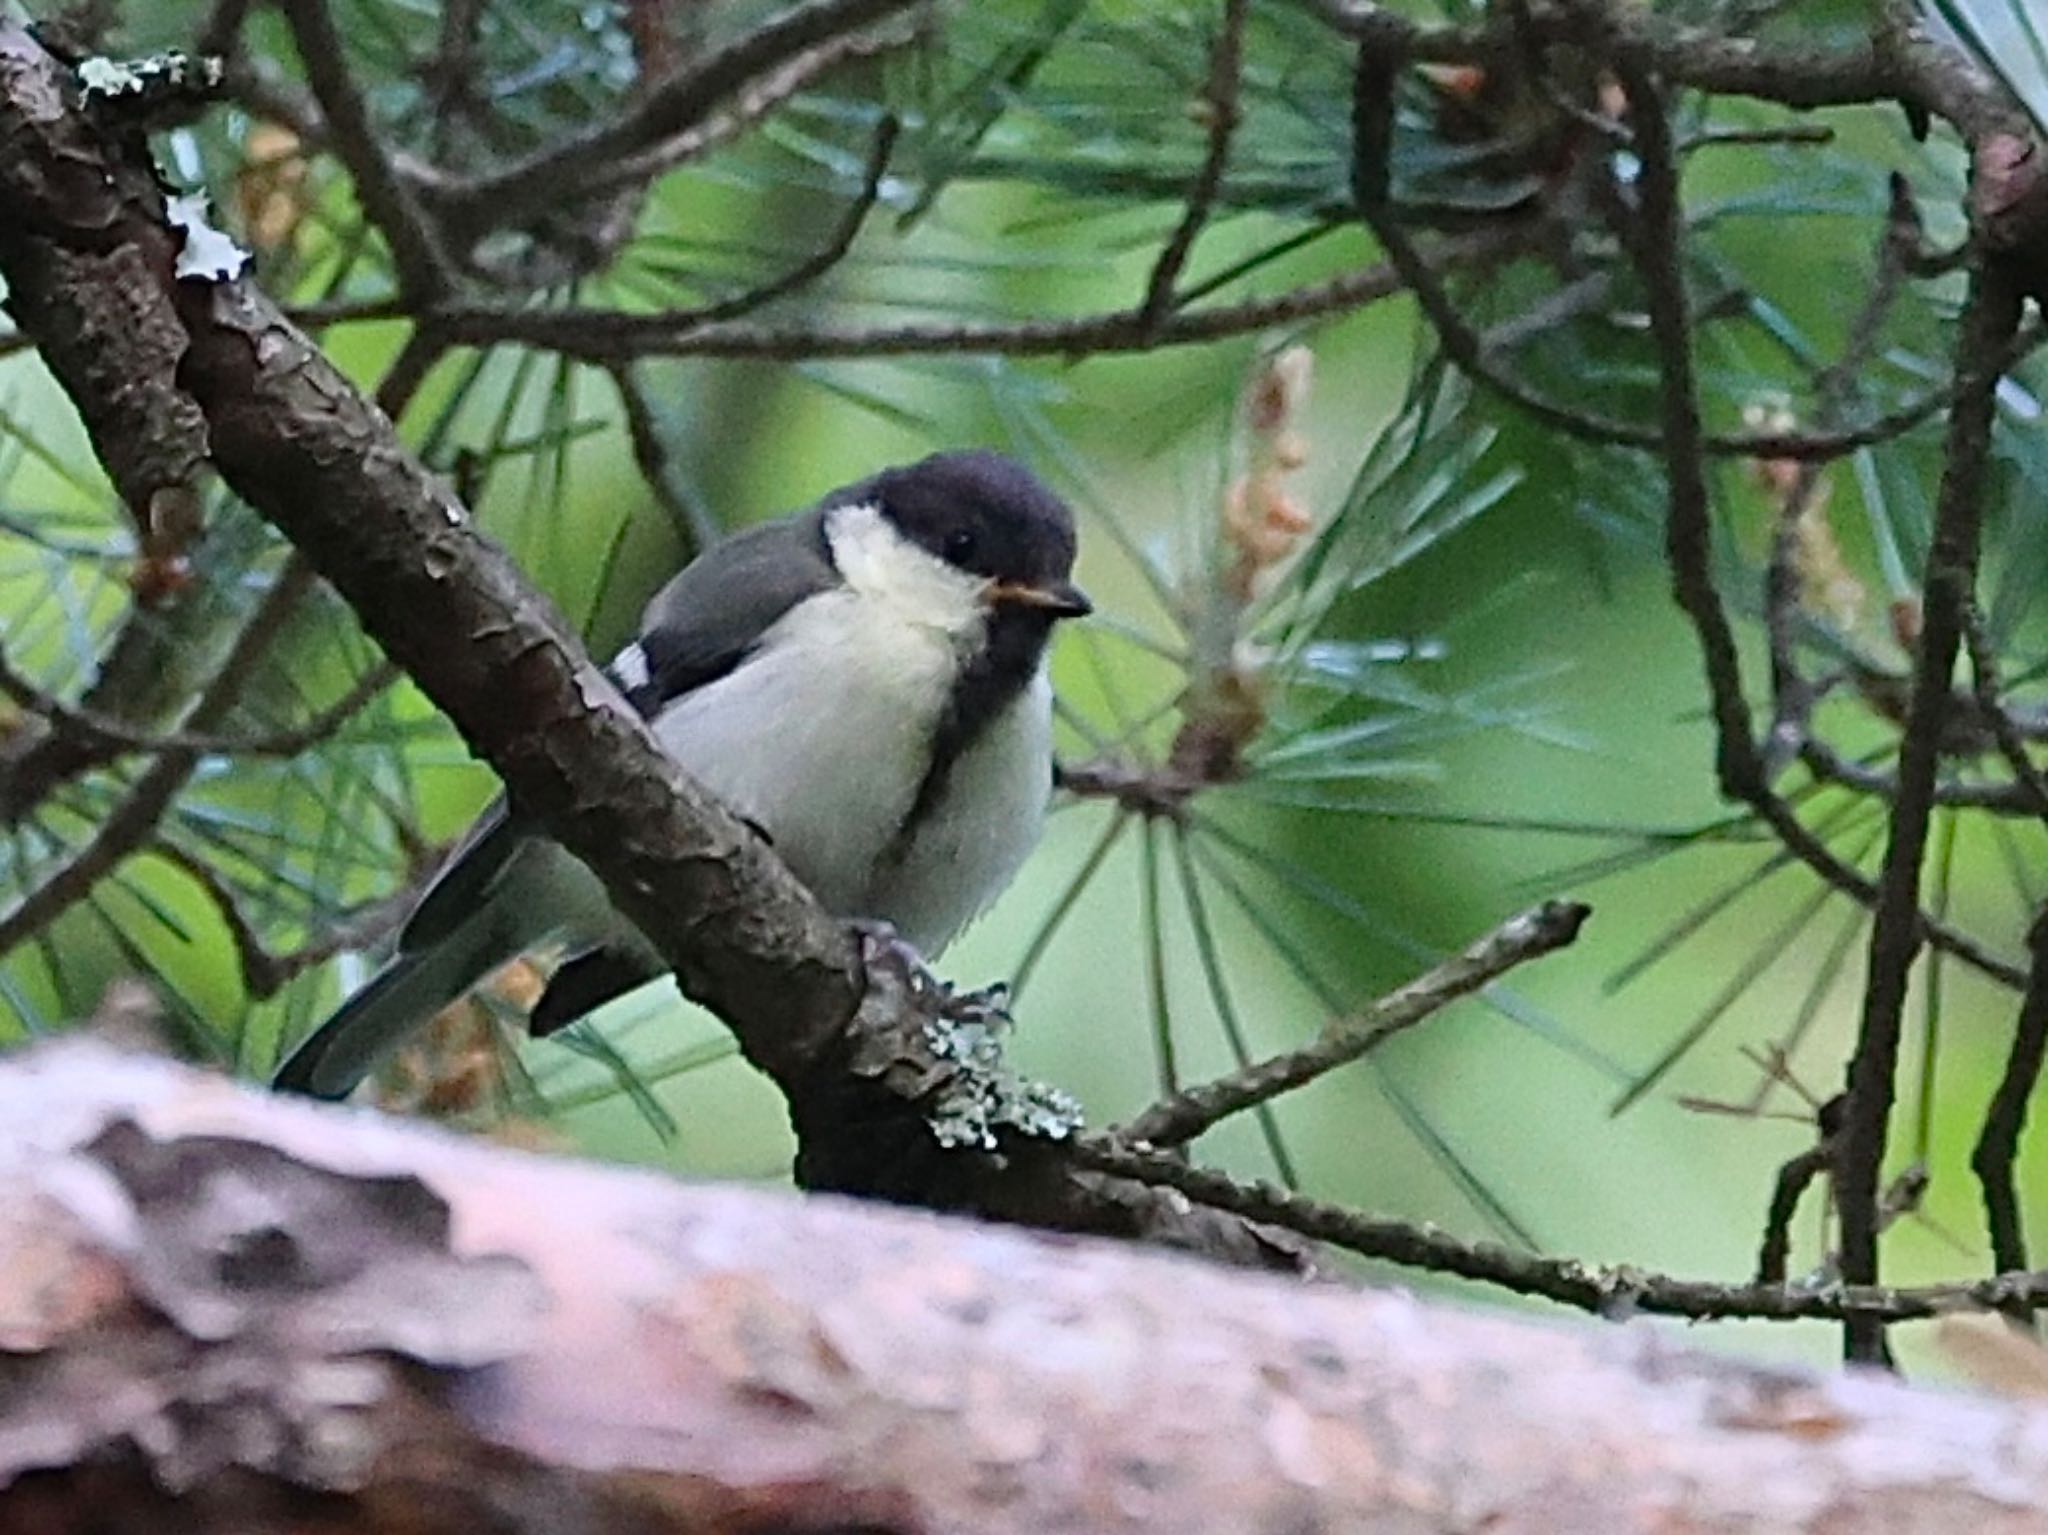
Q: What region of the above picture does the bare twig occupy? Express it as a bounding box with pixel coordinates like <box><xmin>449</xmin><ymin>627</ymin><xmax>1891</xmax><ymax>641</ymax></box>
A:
<box><xmin>1971</xmin><ymin>907</ymin><xmax>2048</xmax><ymax>1331</ymax></box>
<box><xmin>1962</xmin><ymin>605</ymin><xmax>2048</xmax><ymax>819</ymax></box>
<box><xmin>1838</xmin><ymin>258</ymin><xmax>2026</xmax><ymax>1363</ymax></box>
<box><xmin>196</xmin><ymin>0</ymin><xmax>255</xmax><ymax>58</ymax></box>
<box><xmin>1680</xmin><ymin>123</ymin><xmax>1836</xmax><ymax>152</ymax></box>
<box><xmin>1119</xmin><ymin>901</ymin><xmax>1589</xmax><ymax>1148</ymax></box>
<box><xmin>421</xmin><ymin>0</ymin><xmax>488</xmax><ymax>159</ymax></box>
<box><xmin>1763</xmin><ymin>174</ymin><xmax>1921</xmax><ymax>779</ymax></box>
<box><xmin>1080</xmin><ymin>1138</ymin><xmax>2048</xmax><ymax>1325</ymax></box>
<box><xmin>575</xmin><ymin>14</ymin><xmax>919</xmax><ymax>209</ymax></box>
<box><xmin>1317</xmin><ymin>0</ymin><xmax>2027</xmax><ymax>140</ymax></box>
<box><xmin>657</xmin><ymin>112</ymin><xmax>900</xmax><ymax>331</ymax></box>
<box><xmin>0</xmin><ymin>558</ymin><xmax>316</xmax><ymax>962</ymax></box>
<box><xmin>425</xmin><ymin>225</ymin><xmax>1527</xmax><ymax>359</ymax></box>
<box><xmin>0</xmin><ymin>650</ymin><xmax>397</xmax><ymax>762</ymax></box>
<box><xmin>1798</xmin><ymin>744</ymin><xmax>2048</xmax><ymax>817</ymax></box>
<box><xmin>423</xmin><ymin>0</ymin><xmax>923</xmax><ymax>248</ymax></box>
<box><xmin>373</xmin><ymin>327</ymin><xmax>448</xmax><ymax>419</ymax></box>
<box><xmin>277</xmin><ymin>0</ymin><xmax>447</xmax><ymax>300</ymax></box>
<box><xmin>152</xmin><ymin>839</ymin><xmax>418</xmax><ymax>1000</ymax></box>
<box><xmin>1139</xmin><ymin>0</ymin><xmax>1250</xmax><ymax>329</ymax></box>
<box><xmin>1757</xmin><ymin>794</ymin><xmax>2023</xmax><ymax>988</ymax></box>
<box><xmin>1758</xmin><ymin>1143</ymin><xmax>1833</xmax><ymax>1285</ymax></box>
<box><xmin>609</xmin><ymin>364</ymin><xmax>721</xmax><ymax>557</ymax></box>
<box><xmin>1383</xmin><ymin>193</ymin><xmax>2034</xmax><ymax>462</ymax></box>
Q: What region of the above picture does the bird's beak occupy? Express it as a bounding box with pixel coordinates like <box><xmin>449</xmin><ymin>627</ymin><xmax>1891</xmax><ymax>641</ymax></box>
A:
<box><xmin>987</xmin><ymin>579</ymin><xmax>1092</xmax><ymax>619</ymax></box>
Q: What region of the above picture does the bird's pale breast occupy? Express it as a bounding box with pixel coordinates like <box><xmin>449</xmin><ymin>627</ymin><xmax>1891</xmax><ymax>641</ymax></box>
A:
<box><xmin>651</xmin><ymin>582</ymin><xmax>1050</xmax><ymax>951</ymax></box>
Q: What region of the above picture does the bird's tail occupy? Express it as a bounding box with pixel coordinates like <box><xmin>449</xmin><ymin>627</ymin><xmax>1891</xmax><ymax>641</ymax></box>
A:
<box><xmin>272</xmin><ymin>936</ymin><xmax>493</xmax><ymax>1099</ymax></box>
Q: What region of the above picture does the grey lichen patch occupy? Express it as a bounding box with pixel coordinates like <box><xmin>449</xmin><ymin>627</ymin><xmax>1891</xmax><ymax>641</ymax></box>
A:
<box><xmin>847</xmin><ymin>929</ymin><xmax>1085</xmax><ymax>1153</ymax></box>
<box><xmin>78</xmin><ymin>51</ymin><xmax>221</xmax><ymax>128</ymax></box>
<box><xmin>920</xmin><ymin>1001</ymin><xmax>1084</xmax><ymax>1151</ymax></box>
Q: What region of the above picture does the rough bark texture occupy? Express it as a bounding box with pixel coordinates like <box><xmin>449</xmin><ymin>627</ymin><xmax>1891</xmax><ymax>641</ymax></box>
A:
<box><xmin>0</xmin><ymin>30</ymin><xmax>208</xmax><ymax>521</ymax></box>
<box><xmin>0</xmin><ymin>1042</ymin><xmax>2043</xmax><ymax>1534</ymax></box>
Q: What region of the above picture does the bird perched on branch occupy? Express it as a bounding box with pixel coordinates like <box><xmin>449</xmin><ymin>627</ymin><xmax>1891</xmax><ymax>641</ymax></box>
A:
<box><xmin>276</xmin><ymin>450</ymin><xmax>1090</xmax><ymax>1098</ymax></box>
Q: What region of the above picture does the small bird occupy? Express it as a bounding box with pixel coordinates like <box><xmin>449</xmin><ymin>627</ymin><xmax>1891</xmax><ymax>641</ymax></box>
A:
<box><xmin>275</xmin><ymin>450</ymin><xmax>1089</xmax><ymax>1097</ymax></box>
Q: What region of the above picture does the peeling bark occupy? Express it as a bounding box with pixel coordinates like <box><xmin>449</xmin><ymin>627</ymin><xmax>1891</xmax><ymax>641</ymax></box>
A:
<box><xmin>0</xmin><ymin>1044</ymin><xmax>2041</xmax><ymax>1533</ymax></box>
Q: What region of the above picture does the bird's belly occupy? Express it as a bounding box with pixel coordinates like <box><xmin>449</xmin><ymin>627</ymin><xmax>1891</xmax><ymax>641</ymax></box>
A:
<box><xmin>865</xmin><ymin>671</ymin><xmax>1053</xmax><ymax>953</ymax></box>
<box><xmin>651</xmin><ymin>589</ymin><xmax>959</xmax><ymax>926</ymax></box>
<box><xmin>650</xmin><ymin>596</ymin><xmax>1052</xmax><ymax>954</ymax></box>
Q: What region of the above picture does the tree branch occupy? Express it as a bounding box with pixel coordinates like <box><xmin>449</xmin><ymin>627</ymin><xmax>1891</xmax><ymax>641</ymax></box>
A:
<box><xmin>0</xmin><ymin>558</ymin><xmax>315</xmax><ymax>964</ymax></box>
<box><xmin>1080</xmin><ymin>1135</ymin><xmax>2048</xmax><ymax>1325</ymax></box>
<box><xmin>0</xmin><ymin>649</ymin><xmax>397</xmax><ymax>762</ymax></box>
<box><xmin>0</xmin><ymin>30</ymin><xmax>208</xmax><ymax>526</ymax></box>
<box><xmin>1138</xmin><ymin>0</ymin><xmax>1249</xmax><ymax>329</ymax></box>
<box><xmin>151</xmin><ymin>838</ymin><xmax>420</xmax><ymax>1001</ymax></box>
<box><xmin>1838</xmin><ymin>257</ymin><xmax>2025</xmax><ymax>1363</ymax></box>
<box><xmin>1119</xmin><ymin>900</ymin><xmax>1589</xmax><ymax>1149</ymax></box>
<box><xmin>1971</xmin><ymin>907</ymin><xmax>2048</xmax><ymax>1331</ymax></box>
<box><xmin>276</xmin><ymin>0</ymin><xmax>448</xmax><ymax>301</ymax></box>
<box><xmin>422</xmin><ymin>225</ymin><xmax>1526</xmax><ymax>360</ymax></box>
<box><xmin>12</xmin><ymin>1042</ymin><xmax>2048</xmax><ymax>1531</ymax></box>
<box><xmin>1318</xmin><ymin>0</ymin><xmax>2029</xmax><ymax>141</ymax></box>
<box><xmin>420</xmin><ymin>0</ymin><xmax>925</xmax><ymax>250</ymax></box>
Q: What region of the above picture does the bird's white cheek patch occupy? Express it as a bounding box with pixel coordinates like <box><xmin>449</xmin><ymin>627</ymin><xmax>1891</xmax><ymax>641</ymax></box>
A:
<box><xmin>826</xmin><ymin>502</ymin><xmax>987</xmax><ymax>642</ymax></box>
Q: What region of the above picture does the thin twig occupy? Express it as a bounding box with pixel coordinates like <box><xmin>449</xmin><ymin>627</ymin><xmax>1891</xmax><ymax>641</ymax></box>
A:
<box><xmin>373</xmin><ymin>326</ymin><xmax>448</xmax><ymax>419</ymax></box>
<box><xmin>1838</xmin><ymin>258</ymin><xmax>2026</xmax><ymax>1364</ymax></box>
<box><xmin>1120</xmin><ymin>901</ymin><xmax>1590</xmax><ymax>1148</ymax></box>
<box><xmin>609</xmin><ymin>364</ymin><xmax>721</xmax><ymax>558</ymax></box>
<box><xmin>1763</xmin><ymin>173</ymin><xmax>1920</xmax><ymax>779</ymax></box>
<box><xmin>0</xmin><ymin>650</ymin><xmax>397</xmax><ymax>760</ymax></box>
<box><xmin>583</xmin><ymin>15</ymin><xmax>919</xmax><ymax>208</ymax></box>
<box><xmin>1754</xmin><ymin>794</ymin><xmax>2024</xmax><ymax>988</ymax></box>
<box><xmin>424</xmin><ymin>0</ymin><xmax>923</xmax><ymax>246</ymax></box>
<box><xmin>422</xmin><ymin>0</ymin><xmax>489</xmax><ymax>160</ymax></box>
<box><xmin>658</xmin><ymin>113</ymin><xmax>900</xmax><ymax>331</ymax></box>
<box><xmin>1971</xmin><ymin>907</ymin><xmax>2048</xmax><ymax>1331</ymax></box>
<box><xmin>1757</xmin><ymin>1143</ymin><xmax>1833</xmax><ymax>1284</ymax></box>
<box><xmin>151</xmin><ymin>839</ymin><xmax>418</xmax><ymax>999</ymax></box>
<box><xmin>1800</xmin><ymin>744</ymin><xmax>2048</xmax><ymax>817</ymax></box>
<box><xmin>196</xmin><ymin>0</ymin><xmax>254</xmax><ymax>58</ymax></box>
<box><xmin>425</xmin><ymin>225</ymin><xmax>1528</xmax><ymax>359</ymax></box>
<box><xmin>1680</xmin><ymin>123</ymin><xmax>1835</xmax><ymax>152</ymax></box>
<box><xmin>277</xmin><ymin>0</ymin><xmax>447</xmax><ymax>301</ymax></box>
<box><xmin>1360</xmin><ymin>168</ymin><xmax>2035</xmax><ymax>463</ymax></box>
<box><xmin>0</xmin><ymin>558</ymin><xmax>317</xmax><ymax>962</ymax></box>
<box><xmin>1079</xmin><ymin>1138</ymin><xmax>2048</xmax><ymax>1325</ymax></box>
<box><xmin>1962</xmin><ymin>605</ymin><xmax>2048</xmax><ymax>820</ymax></box>
<box><xmin>1316</xmin><ymin>0</ymin><xmax>2025</xmax><ymax>139</ymax></box>
<box><xmin>1139</xmin><ymin>0</ymin><xmax>1250</xmax><ymax>329</ymax></box>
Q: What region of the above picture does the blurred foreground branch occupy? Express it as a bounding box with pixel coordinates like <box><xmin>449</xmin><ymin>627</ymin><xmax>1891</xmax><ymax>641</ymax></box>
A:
<box><xmin>6</xmin><ymin>1042</ymin><xmax>2048</xmax><ymax>1533</ymax></box>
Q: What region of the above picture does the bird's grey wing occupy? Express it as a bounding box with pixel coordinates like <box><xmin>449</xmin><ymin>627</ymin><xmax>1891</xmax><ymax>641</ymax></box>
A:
<box><xmin>398</xmin><ymin>797</ymin><xmax>530</xmax><ymax>950</ymax></box>
<box><xmin>352</xmin><ymin>514</ymin><xmax>831</xmax><ymax>1008</ymax></box>
<box><xmin>620</xmin><ymin>509</ymin><xmax>837</xmax><ymax>713</ymax></box>
<box><xmin>393</xmin><ymin>517</ymin><xmax>824</xmax><ymax>950</ymax></box>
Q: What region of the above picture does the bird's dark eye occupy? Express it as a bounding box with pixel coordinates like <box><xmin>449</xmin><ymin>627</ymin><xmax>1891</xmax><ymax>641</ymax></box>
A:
<box><xmin>943</xmin><ymin>527</ymin><xmax>978</xmax><ymax>565</ymax></box>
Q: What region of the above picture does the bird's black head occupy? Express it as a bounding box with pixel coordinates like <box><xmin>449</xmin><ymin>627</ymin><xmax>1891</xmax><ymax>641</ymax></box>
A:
<box><xmin>859</xmin><ymin>450</ymin><xmax>1091</xmax><ymax>620</ymax></box>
